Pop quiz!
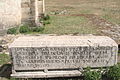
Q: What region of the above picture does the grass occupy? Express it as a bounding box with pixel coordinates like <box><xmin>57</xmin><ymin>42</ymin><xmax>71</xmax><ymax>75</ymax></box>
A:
<box><xmin>7</xmin><ymin>0</ymin><xmax>120</xmax><ymax>35</ymax></box>
<box><xmin>41</xmin><ymin>15</ymin><xmax>98</xmax><ymax>35</ymax></box>
<box><xmin>0</xmin><ymin>53</ymin><xmax>10</xmax><ymax>65</ymax></box>
<box><xmin>102</xmin><ymin>13</ymin><xmax>120</xmax><ymax>25</ymax></box>
<box><xmin>45</xmin><ymin>0</ymin><xmax>120</xmax><ymax>25</ymax></box>
<box><xmin>22</xmin><ymin>15</ymin><xmax>99</xmax><ymax>35</ymax></box>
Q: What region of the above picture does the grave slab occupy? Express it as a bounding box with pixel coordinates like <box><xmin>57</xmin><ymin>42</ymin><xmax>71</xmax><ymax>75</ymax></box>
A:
<box><xmin>9</xmin><ymin>36</ymin><xmax>118</xmax><ymax>78</ymax></box>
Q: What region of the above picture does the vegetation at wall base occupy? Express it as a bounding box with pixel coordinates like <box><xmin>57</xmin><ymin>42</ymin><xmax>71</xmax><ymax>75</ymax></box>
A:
<box><xmin>104</xmin><ymin>64</ymin><xmax>120</xmax><ymax>80</ymax></box>
<box><xmin>7</xmin><ymin>25</ymin><xmax>45</xmax><ymax>34</ymax></box>
<box><xmin>7</xmin><ymin>15</ymin><xmax>50</xmax><ymax>34</ymax></box>
<box><xmin>30</xmin><ymin>27</ymin><xmax>45</xmax><ymax>32</ymax></box>
<box><xmin>7</xmin><ymin>27</ymin><xmax>18</xmax><ymax>34</ymax></box>
<box><xmin>19</xmin><ymin>25</ymin><xmax>30</xmax><ymax>33</ymax></box>
<box><xmin>83</xmin><ymin>67</ymin><xmax>102</xmax><ymax>80</ymax></box>
<box><xmin>7</xmin><ymin>15</ymin><xmax>99</xmax><ymax>35</ymax></box>
<box><xmin>40</xmin><ymin>14</ymin><xmax>51</xmax><ymax>26</ymax></box>
<box><xmin>43</xmin><ymin>14</ymin><xmax>50</xmax><ymax>21</ymax></box>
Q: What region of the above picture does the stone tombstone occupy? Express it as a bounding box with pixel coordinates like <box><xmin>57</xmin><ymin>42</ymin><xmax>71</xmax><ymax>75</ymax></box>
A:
<box><xmin>9</xmin><ymin>36</ymin><xmax>118</xmax><ymax>78</ymax></box>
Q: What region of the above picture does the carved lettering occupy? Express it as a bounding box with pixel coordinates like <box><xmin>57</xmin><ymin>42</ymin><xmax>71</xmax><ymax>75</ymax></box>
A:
<box><xmin>12</xmin><ymin>47</ymin><xmax>115</xmax><ymax>70</ymax></box>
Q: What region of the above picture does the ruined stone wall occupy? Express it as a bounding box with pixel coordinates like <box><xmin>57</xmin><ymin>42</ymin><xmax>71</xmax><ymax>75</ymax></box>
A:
<box><xmin>0</xmin><ymin>0</ymin><xmax>44</xmax><ymax>35</ymax></box>
<box><xmin>21</xmin><ymin>0</ymin><xmax>31</xmax><ymax>24</ymax></box>
<box><xmin>21</xmin><ymin>0</ymin><xmax>44</xmax><ymax>26</ymax></box>
<box><xmin>38</xmin><ymin>0</ymin><xmax>45</xmax><ymax>15</ymax></box>
<box><xmin>0</xmin><ymin>0</ymin><xmax>21</xmax><ymax>30</ymax></box>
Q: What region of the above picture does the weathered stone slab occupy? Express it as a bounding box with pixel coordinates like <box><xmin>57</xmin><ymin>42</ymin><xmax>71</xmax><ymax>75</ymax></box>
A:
<box><xmin>11</xmin><ymin>70</ymin><xmax>82</xmax><ymax>78</ymax></box>
<box><xmin>9</xmin><ymin>36</ymin><xmax>118</xmax><ymax>72</ymax></box>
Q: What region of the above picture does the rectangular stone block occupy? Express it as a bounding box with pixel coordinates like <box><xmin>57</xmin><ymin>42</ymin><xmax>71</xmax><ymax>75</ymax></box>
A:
<box><xmin>9</xmin><ymin>36</ymin><xmax>118</xmax><ymax>71</ymax></box>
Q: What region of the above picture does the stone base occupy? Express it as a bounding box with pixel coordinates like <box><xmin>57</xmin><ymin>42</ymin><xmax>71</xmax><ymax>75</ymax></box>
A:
<box><xmin>11</xmin><ymin>70</ymin><xmax>82</xmax><ymax>78</ymax></box>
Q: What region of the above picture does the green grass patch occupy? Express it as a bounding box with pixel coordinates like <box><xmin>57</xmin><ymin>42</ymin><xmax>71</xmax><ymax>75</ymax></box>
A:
<box><xmin>7</xmin><ymin>15</ymin><xmax>50</xmax><ymax>35</ymax></box>
<box><xmin>0</xmin><ymin>53</ymin><xmax>10</xmax><ymax>65</ymax></box>
<box><xmin>42</xmin><ymin>15</ymin><xmax>98</xmax><ymax>34</ymax></box>
<box><xmin>7</xmin><ymin>27</ymin><xmax>18</xmax><ymax>34</ymax></box>
<box><xmin>83</xmin><ymin>67</ymin><xmax>102</xmax><ymax>80</ymax></box>
<box><xmin>19</xmin><ymin>25</ymin><xmax>30</xmax><ymax>33</ymax></box>
<box><xmin>7</xmin><ymin>25</ymin><xmax>45</xmax><ymax>34</ymax></box>
<box><xmin>104</xmin><ymin>64</ymin><xmax>120</xmax><ymax>80</ymax></box>
<box><xmin>7</xmin><ymin>15</ymin><xmax>98</xmax><ymax>35</ymax></box>
<box><xmin>40</xmin><ymin>14</ymin><xmax>51</xmax><ymax>26</ymax></box>
<box><xmin>46</xmin><ymin>0</ymin><xmax>120</xmax><ymax>26</ymax></box>
<box><xmin>102</xmin><ymin>13</ymin><xmax>120</xmax><ymax>25</ymax></box>
<box><xmin>80</xmin><ymin>9</ymin><xmax>92</xmax><ymax>14</ymax></box>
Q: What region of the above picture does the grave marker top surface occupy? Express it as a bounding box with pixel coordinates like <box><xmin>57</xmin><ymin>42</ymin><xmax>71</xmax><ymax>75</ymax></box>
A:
<box><xmin>9</xmin><ymin>36</ymin><xmax>117</xmax><ymax>47</ymax></box>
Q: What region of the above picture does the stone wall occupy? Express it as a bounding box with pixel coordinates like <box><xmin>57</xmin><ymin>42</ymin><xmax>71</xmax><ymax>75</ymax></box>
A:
<box><xmin>21</xmin><ymin>0</ymin><xmax>44</xmax><ymax>26</ymax></box>
<box><xmin>21</xmin><ymin>0</ymin><xmax>31</xmax><ymax>24</ymax></box>
<box><xmin>0</xmin><ymin>0</ymin><xmax>44</xmax><ymax>35</ymax></box>
<box><xmin>0</xmin><ymin>0</ymin><xmax>21</xmax><ymax>34</ymax></box>
<box><xmin>38</xmin><ymin>0</ymin><xmax>45</xmax><ymax>15</ymax></box>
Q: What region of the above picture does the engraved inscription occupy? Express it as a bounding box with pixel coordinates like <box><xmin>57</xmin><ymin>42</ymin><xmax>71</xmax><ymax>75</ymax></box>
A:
<box><xmin>11</xmin><ymin>47</ymin><xmax>115</xmax><ymax>70</ymax></box>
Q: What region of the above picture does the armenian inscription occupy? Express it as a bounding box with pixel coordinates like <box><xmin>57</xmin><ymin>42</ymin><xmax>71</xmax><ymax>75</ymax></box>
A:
<box><xmin>9</xmin><ymin>36</ymin><xmax>118</xmax><ymax>71</ymax></box>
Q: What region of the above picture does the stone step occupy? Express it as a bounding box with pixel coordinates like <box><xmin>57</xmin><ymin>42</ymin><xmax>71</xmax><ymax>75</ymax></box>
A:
<box><xmin>11</xmin><ymin>70</ymin><xmax>82</xmax><ymax>78</ymax></box>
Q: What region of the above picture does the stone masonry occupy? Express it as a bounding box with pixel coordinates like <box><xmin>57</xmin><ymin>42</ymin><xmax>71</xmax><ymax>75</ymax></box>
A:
<box><xmin>21</xmin><ymin>0</ymin><xmax>45</xmax><ymax>26</ymax></box>
<box><xmin>0</xmin><ymin>0</ymin><xmax>45</xmax><ymax>34</ymax></box>
<box><xmin>0</xmin><ymin>0</ymin><xmax>21</xmax><ymax>35</ymax></box>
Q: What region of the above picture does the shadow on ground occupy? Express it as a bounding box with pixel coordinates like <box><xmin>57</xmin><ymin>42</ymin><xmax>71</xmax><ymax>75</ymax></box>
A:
<box><xmin>17</xmin><ymin>77</ymin><xmax>84</xmax><ymax>80</ymax></box>
<box><xmin>0</xmin><ymin>64</ymin><xmax>12</xmax><ymax>79</ymax></box>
